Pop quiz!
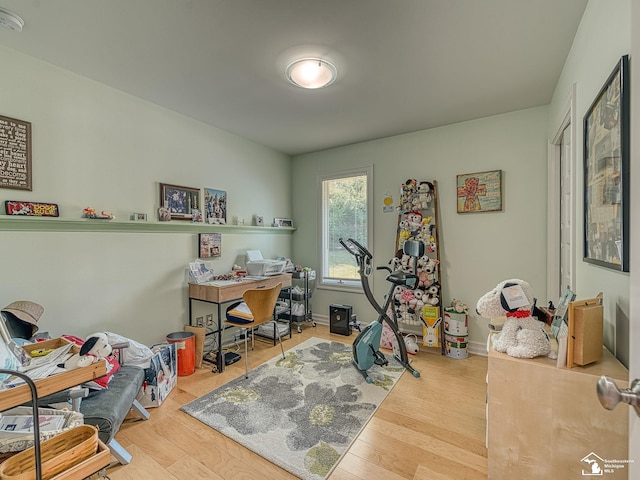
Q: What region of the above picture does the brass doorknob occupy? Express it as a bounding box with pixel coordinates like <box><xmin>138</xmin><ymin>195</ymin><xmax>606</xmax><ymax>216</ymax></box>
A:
<box><xmin>597</xmin><ymin>375</ymin><xmax>640</xmax><ymax>417</ymax></box>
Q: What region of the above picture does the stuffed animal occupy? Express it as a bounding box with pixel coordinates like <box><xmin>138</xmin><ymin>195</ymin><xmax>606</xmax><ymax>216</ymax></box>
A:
<box><xmin>399</xmin><ymin>179</ymin><xmax>417</xmax><ymax>211</ymax></box>
<box><xmin>63</xmin><ymin>332</ymin><xmax>113</xmax><ymax>370</ymax></box>
<box><xmin>476</xmin><ymin>279</ymin><xmax>555</xmax><ymax>359</ymax></box>
<box><xmin>379</xmin><ymin>320</ymin><xmax>396</xmax><ymax>350</ymax></box>
<box><xmin>417</xmin><ymin>181</ymin><xmax>433</xmax><ymax>208</ymax></box>
<box><xmin>450</xmin><ymin>298</ymin><xmax>469</xmax><ymax>314</ymax></box>
<box><xmin>424</xmin><ymin>281</ymin><xmax>441</xmax><ymax>306</ymax></box>
<box><xmin>416</xmin><ymin>256</ymin><xmax>438</xmax><ymax>288</ymax></box>
<box><xmin>405</xmin><ymin>210</ymin><xmax>423</xmax><ymax>233</ymax></box>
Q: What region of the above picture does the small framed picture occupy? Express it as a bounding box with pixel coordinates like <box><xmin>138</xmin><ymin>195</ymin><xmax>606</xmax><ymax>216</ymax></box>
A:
<box><xmin>273</xmin><ymin>218</ymin><xmax>293</xmax><ymax>227</ymax></box>
<box><xmin>204</xmin><ymin>188</ymin><xmax>227</xmax><ymax>225</ymax></box>
<box><xmin>130</xmin><ymin>213</ymin><xmax>147</xmax><ymax>221</ymax></box>
<box><xmin>255</xmin><ymin>215</ymin><xmax>264</xmax><ymax>226</ymax></box>
<box><xmin>199</xmin><ymin>233</ymin><xmax>221</xmax><ymax>258</ymax></box>
<box><xmin>456</xmin><ymin>170</ymin><xmax>503</xmax><ymax>213</ymax></box>
<box><xmin>160</xmin><ymin>183</ymin><xmax>201</xmax><ymax>221</ymax></box>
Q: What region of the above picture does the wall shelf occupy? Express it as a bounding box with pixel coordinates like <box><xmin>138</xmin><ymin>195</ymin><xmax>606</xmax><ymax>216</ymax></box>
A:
<box><xmin>0</xmin><ymin>216</ymin><xmax>296</xmax><ymax>234</ymax></box>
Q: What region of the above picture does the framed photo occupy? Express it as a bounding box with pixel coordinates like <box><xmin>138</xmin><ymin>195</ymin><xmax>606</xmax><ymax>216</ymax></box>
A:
<box><xmin>130</xmin><ymin>213</ymin><xmax>147</xmax><ymax>221</ymax></box>
<box><xmin>160</xmin><ymin>183</ymin><xmax>200</xmax><ymax>221</ymax></box>
<box><xmin>583</xmin><ymin>55</ymin><xmax>629</xmax><ymax>272</ymax></box>
<box><xmin>273</xmin><ymin>218</ymin><xmax>293</xmax><ymax>228</ymax></box>
<box><xmin>199</xmin><ymin>233</ymin><xmax>221</xmax><ymax>258</ymax></box>
<box><xmin>456</xmin><ymin>170</ymin><xmax>502</xmax><ymax>213</ymax></box>
<box><xmin>550</xmin><ymin>288</ymin><xmax>576</xmax><ymax>338</ymax></box>
<box><xmin>204</xmin><ymin>188</ymin><xmax>227</xmax><ymax>224</ymax></box>
<box><xmin>255</xmin><ymin>215</ymin><xmax>264</xmax><ymax>226</ymax></box>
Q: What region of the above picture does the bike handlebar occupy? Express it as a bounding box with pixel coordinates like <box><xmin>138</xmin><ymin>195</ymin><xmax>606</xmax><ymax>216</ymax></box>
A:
<box><xmin>339</xmin><ymin>238</ymin><xmax>372</xmax><ymax>261</ymax></box>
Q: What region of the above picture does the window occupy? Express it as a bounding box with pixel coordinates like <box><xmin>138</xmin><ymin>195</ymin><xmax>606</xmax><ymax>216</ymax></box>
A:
<box><xmin>319</xmin><ymin>167</ymin><xmax>372</xmax><ymax>288</ymax></box>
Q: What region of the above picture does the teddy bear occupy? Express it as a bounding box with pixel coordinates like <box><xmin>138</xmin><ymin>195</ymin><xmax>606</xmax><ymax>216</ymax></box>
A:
<box><xmin>476</xmin><ymin>279</ymin><xmax>555</xmax><ymax>359</ymax></box>
<box><xmin>450</xmin><ymin>298</ymin><xmax>469</xmax><ymax>314</ymax></box>
<box><xmin>62</xmin><ymin>332</ymin><xmax>113</xmax><ymax>370</ymax></box>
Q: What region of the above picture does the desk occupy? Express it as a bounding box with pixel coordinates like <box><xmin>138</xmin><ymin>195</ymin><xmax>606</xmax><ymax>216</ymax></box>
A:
<box><xmin>188</xmin><ymin>273</ymin><xmax>291</xmax><ymax>372</ymax></box>
<box><xmin>487</xmin><ymin>345</ymin><xmax>628</xmax><ymax>479</ymax></box>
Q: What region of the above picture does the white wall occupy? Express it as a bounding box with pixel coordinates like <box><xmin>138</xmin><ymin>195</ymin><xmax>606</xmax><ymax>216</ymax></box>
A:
<box><xmin>0</xmin><ymin>46</ymin><xmax>292</xmax><ymax>346</ymax></box>
<box><xmin>291</xmin><ymin>107</ymin><xmax>549</xmax><ymax>350</ymax></box>
<box><xmin>548</xmin><ymin>0</ymin><xmax>631</xmax><ymax>362</ymax></box>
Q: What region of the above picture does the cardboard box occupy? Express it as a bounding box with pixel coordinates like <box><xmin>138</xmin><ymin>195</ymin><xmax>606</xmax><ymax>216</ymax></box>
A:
<box><xmin>135</xmin><ymin>342</ymin><xmax>177</xmax><ymax>408</ymax></box>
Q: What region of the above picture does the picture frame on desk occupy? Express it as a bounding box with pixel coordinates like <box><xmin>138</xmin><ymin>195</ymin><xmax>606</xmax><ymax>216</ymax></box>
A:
<box><xmin>550</xmin><ymin>288</ymin><xmax>575</xmax><ymax>338</ymax></box>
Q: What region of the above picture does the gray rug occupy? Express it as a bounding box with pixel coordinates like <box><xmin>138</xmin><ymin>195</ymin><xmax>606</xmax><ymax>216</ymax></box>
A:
<box><xmin>180</xmin><ymin>337</ymin><xmax>404</xmax><ymax>480</ymax></box>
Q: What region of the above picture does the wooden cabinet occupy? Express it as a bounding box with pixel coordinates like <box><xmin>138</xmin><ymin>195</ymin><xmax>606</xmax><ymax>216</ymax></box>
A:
<box><xmin>487</xmin><ymin>346</ymin><xmax>628</xmax><ymax>479</ymax></box>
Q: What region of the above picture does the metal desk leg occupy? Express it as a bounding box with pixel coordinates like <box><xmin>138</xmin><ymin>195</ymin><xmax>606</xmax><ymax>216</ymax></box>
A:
<box><xmin>217</xmin><ymin>302</ymin><xmax>224</xmax><ymax>372</ymax></box>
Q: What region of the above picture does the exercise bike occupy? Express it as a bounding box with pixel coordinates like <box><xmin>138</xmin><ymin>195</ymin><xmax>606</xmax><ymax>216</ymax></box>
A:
<box><xmin>339</xmin><ymin>237</ymin><xmax>422</xmax><ymax>382</ymax></box>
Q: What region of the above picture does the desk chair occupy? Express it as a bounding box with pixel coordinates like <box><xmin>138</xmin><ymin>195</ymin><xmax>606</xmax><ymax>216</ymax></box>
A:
<box><xmin>225</xmin><ymin>282</ymin><xmax>285</xmax><ymax>378</ymax></box>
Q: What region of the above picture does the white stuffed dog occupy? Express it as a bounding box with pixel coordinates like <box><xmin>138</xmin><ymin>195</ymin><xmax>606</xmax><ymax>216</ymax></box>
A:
<box><xmin>63</xmin><ymin>332</ymin><xmax>113</xmax><ymax>370</ymax></box>
<box><xmin>476</xmin><ymin>279</ymin><xmax>554</xmax><ymax>359</ymax></box>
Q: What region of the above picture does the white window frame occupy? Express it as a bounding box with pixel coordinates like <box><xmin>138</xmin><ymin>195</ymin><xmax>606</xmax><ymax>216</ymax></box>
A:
<box><xmin>317</xmin><ymin>166</ymin><xmax>373</xmax><ymax>291</ymax></box>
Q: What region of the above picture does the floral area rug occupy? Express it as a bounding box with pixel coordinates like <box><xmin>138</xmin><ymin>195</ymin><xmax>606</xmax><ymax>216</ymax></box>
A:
<box><xmin>180</xmin><ymin>337</ymin><xmax>404</xmax><ymax>480</ymax></box>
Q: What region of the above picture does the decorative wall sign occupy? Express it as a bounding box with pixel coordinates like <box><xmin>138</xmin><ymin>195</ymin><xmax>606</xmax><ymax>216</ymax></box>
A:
<box><xmin>5</xmin><ymin>201</ymin><xmax>58</xmax><ymax>217</ymax></box>
<box><xmin>583</xmin><ymin>55</ymin><xmax>629</xmax><ymax>272</ymax></box>
<box><xmin>456</xmin><ymin>170</ymin><xmax>502</xmax><ymax>213</ymax></box>
<box><xmin>199</xmin><ymin>233</ymin><xmax>221</xmax><ymax>258</ymax></box>
<box><xmin>160</xmin><ymin>183</ymin><xmax>200</xmax><ymax>221</ymax></box>
<box><xmin>204</xmin><ymin>188</ymin><xmax>227</xmax><ymax>224</ymax></box>
<box><xmin>0</xmin><ymin>115</ymin><xmax>32</xmax><ymax>191</ymax></box>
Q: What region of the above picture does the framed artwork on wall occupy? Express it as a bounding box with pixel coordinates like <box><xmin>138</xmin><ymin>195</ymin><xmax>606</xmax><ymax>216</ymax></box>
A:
<box><xmin>204</xmin><ymin>188</ymin><xmax>227</xmax><ymax>224</ymax></box>
<box><xmin>199</xmin><ymin>233</ymin><xmax>221</xmax><ymax>258</ymax></box>
<box><xmin>0</xmin><ymin>115</ymin><xmax>32</xmax><ymax>191</ymax></box>
<box><xmin>456</xmin><ymin>170</ymin><xmax>502</xmax><ymax>213</ymax></box>
<box><xmin>159</xmin><ymin>183</ymin><xmax>201</xmax><ymax>221</ymax></box>
<box><xmin>583</xmin><ymin>55</ymin><xmax>629</xmax><ymax>272</ymax></box>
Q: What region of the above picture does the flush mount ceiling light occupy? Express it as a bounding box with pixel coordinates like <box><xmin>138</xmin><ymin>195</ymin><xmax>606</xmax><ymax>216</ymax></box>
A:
<box><xmin>286</xmin><ymin>58</ymin><xmax>337</xmax><ymax>89</ymax></box>
<box><xmin>0</xmin><ymin>7</ymin><xmax>23</xmax><ymax>32</ymax></box>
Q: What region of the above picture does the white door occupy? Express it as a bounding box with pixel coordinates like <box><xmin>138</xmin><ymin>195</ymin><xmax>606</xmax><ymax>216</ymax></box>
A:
<box><xmin>547</xmin><ymin>86</ymin><xmax>576</xmax><ymax>302</ymax></box>
<box><xmin>559</xmin><ymin>123</ymin><xmax>574</xmax><ymax>294</ymax></box>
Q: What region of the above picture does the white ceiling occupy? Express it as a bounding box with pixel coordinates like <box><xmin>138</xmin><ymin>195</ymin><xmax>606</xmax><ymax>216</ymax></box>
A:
<box><xmin>0</xmin><ymin>0</ymin><xmax>588</xmax><ymax>156</ymax></box>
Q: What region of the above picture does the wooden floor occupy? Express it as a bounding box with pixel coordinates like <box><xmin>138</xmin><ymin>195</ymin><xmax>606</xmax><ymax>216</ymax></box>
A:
<box><xmin>107</xmin><ymin>325</ymin><xmax>488</xmax><ymax>480</ymax></box>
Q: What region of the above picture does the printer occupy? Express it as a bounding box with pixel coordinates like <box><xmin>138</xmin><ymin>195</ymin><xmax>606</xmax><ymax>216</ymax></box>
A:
<box><xmin>246</xmin><ymin>250</ymin><xmax>286</xmax><ymax>276</ymax></box>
